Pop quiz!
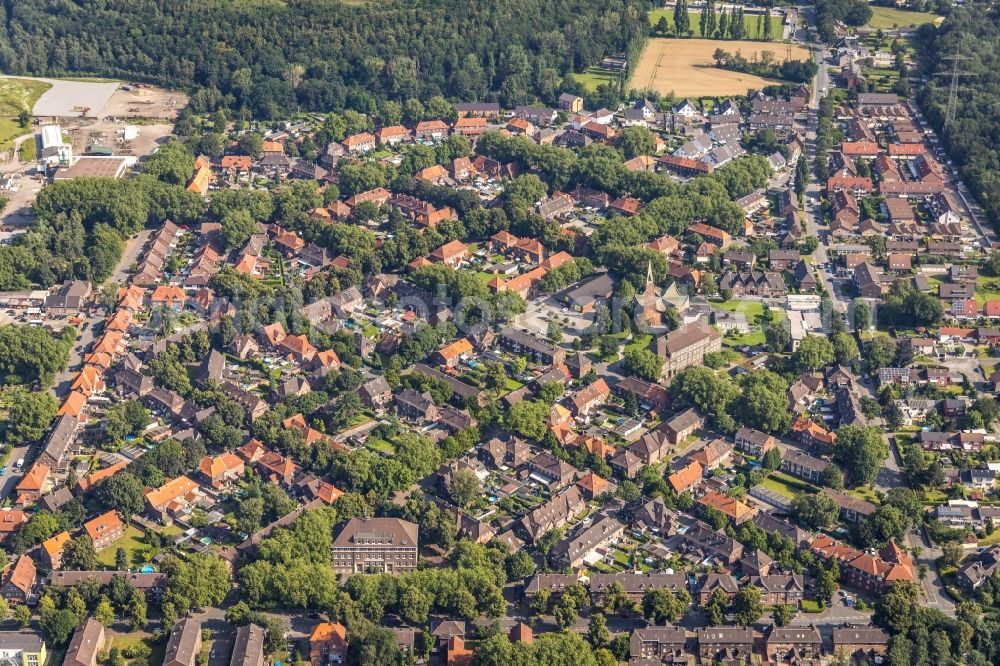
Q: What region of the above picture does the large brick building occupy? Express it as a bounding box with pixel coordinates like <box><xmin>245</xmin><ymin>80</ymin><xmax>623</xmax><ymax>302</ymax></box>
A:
<box><xmin>650</xmin><ymin>319</ymin><xmax>722</xmax><ymax>378</ymax></box>
<box><xmin>331</xmin><ymin>518</ymin><xmax>418</xmax><ymax>574</ymax></box>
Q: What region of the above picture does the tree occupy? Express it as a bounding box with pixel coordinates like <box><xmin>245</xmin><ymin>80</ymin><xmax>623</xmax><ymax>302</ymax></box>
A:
<box><xmin>864</xmin><ymin>335</ymin><xmax>896</xmax><ymax>371</ymax></box>
<box><xmin>13</xmin><ymin>604</ymin><xmax>30</xmax><ymax>628</ymax></box>
<box><xmin>617</xmin><ymin>126</ymin><xmax>655</xmax><ymax>159</ymax></box>
<box><xmin>587</xmin><ymin>612</ymin><xmax>609</xmax><ymax>648</ymax></box>
<box><xmin>602</xmin><ymin>581</ymin><xmax>631</xmax><ymax>615</ymax></box>
<box><xmin>546</xmin><ymin>321</ymin><xmax>563</xmax><ymax>343</ymax></box>
<box><xmin>41</xmin><ymin>608</ymin><xmax>79</xmax><ymax>645</ymax></box>
<box><xmin>820</xmin><ymin>464</ymin><xmax>845</xmax><ymax>490</ymax></box>
<box><xmin>220</xmin><ymin>209</ymin><xmax>257</xmax><ymax>249</ymax></box>
<box><xmin>623</xmin><ymin>348</ymin><xmax>664</xmax><ymax>382</ymax></box>
<box><xmin>5</xmin><ymin>390</ymin><xmax>57</xmax><ymax>443</ymax></box>
<box><xmin>62</xmin><ymin>536</ymin><xmax>98</xmax><ymax>571</ymax></box>
<box><xmin>792</xmin><ymin>335</ymin><xmax>835</xmax><ymax>372</ymax></box>
<box><xmin>764</xmin><ymin>322</ymin><xmax>791</xmax><ymax>353</ymax></box>
<box><xmin>772</xmin><ymin>603</ymin><xmax>795</xmax><ymax>627</ymax></box>
<box><xmin>732</xmin><ymin>586</ymin><xmax>762</xmax><ymax>626</ymax></box>
<box><xmin>641</xmin><ymin>588</ymin><xmax>687</xmax><ymax>625</ymax></box>
<box><xmin>505</xmin><ymin>550</ymin><xmax>536</xmax><ymax>581</ymax></box>
<box><xmin>793</xmin><ymin>492</ymin><xmax>840</xmax><ymax>529</ymax></box>
<box><xmin>99</xmin><ymin>472</ymin><xmax>146</xmax><ymax>520</ymax></box>
<box><xmin>553</xmin><ymin>595</ymin><xmax>578</xmax><ymax>629</ymax></box>
<box><xmin>816</xmin><ymin>561</ymin><xmax>839</xmax><ymax>601</ymax></box>
<box><xmin>833</xmin><ymin>425</ymin><xmax>888</xmax><ymax>487</ymax></box>
<box><xmin>832</xmin><ymin>332</ymin><xmax>859</xmax><ymax>366</ymax></box>
<box><xmin>94</xmin><ymin>595</ymin><xmax>116</xmax><ymax>627</ymax></box>
<box><xmin>762</xmin><ymin>447</ymin><xmax>782</xmax><ymax>471</ymax></box>
<box><xmin>17</xmin><ymin>108</ymin><xmax>30</xmax><ymax>128</ymax></box>
<box><xmin>703</xmin><ymin>589</ymin><xmax>727</xmax><ymax>625</ymax></box>
<box><xmin>449</xmin><ymin>468</ymin><xmax>481</xmax><ymax>508</ymax></box>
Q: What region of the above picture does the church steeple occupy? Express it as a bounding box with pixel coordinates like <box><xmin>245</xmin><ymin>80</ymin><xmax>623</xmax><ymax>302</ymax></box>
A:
<box><xmin>642</xmin><ymin>261</ymin><xmax>659</xmax><ymax>327</ymax></box>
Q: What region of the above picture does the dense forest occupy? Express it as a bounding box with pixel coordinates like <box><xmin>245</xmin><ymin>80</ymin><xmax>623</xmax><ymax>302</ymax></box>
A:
<box><xmin>915</xmin><ymin>4</ymin><xmax>1000</xmax><ymax>228</ymax></box>
<box><xmin>0</xmin><ymin>0</ymin><xmax>650</xmax><ymax>117</ymax></box>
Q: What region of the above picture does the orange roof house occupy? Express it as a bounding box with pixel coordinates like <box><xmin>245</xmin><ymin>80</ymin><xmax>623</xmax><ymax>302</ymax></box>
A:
<box><xmin>446</xmin><ymin>636</ymin><xmax>473</xmax><ymax>666</ymax></box>
<box><xmin>41</xmin><ymin>531</ymin><xmax>70</xmax><ymax>569</ymax></box>
<box><xmin>261</xmin><ymin>322</ymin><xmax>287</xmax><ymax>347</ymax></box>
<box><xmin>144</xmin><ymin>476</ymin><xmax>201</xmax><ymax>520</ymax></box>
<box><xmin>198</xmin><ymin>452</ymin><xmax>245</xmax><ymax>489</ymax></box>
<box><xmin>77</xmin><ymin>461</ymin><xmax>127</xmax><ymax>493</ymax></box>
<box><xmin>15</xmin><ymin>463</ymin><xmax>50</xmax><ymax>505</ymax></box>
<box><xmin>668</xmin><ymin>460</ymin><xmax>704</xmax><ymax>494</ymax></box>
<box><xmin>2</xmin><ymin>554</ymin><xmax>36</xmax><ymax>601</ymax></box>
<box><xmin>221</xmin><ymin>155</ymin><xmax>253</xmax><ymax>171</ymax></box>
<box><xmin>84</xmin><ymin>510</ymin><xmax>125</xmax><ymax>550</ymax></box>
<box><xmin>282</xmin><ymin>414</ymin><xmax>327</xmax><ymax>446</ymax></box>
<box><xmin>0</xmin><ymin>509</ymin><xmax>28</xmax><ymax>540</ymax></box>
<box><xmin>435</xmin><ymin>338</ymin><xmax>473</xmax><ymax>367</ymax></box>
<box><xmin>186</xmin><ymin>161</ymin><xmax>212</xmax><ymax>195</ymax></box>
<box><xmin>313</xmin><ymin>349</ymin><xmax>341</xmax><ymax>369</ymax></box>
<box><xmin>150</xmin><ymin>285</ymin><xmax>186</xmax><ymax>309</ymax></box>
<box><xmin>430</xmin><ymin>240</ymin><xmax>469</xmax><ymax>267</ymax></box>
<box><xmin>576</xmin><ymin>472</ymin><xmax>608</xmax><ymax>498</ymax></box>
<box><xmin>698</xmin><ymin>490</ymin><xmax>757</xmax><ymax>524</ymax></box>
<box><xmin>58</xmin><ymin>391</ymin><xmax>87</xmax><ymax>419</ymax></box>
<box><xmin>279</xmin><ymin>334</ymin><xmax>317</xmax><ymax>362</ymax></box>
<box><xmin>792</xmin><ymin>417</ymin><xmax>838</xmax><ymax>447</ymax></box>
<box><xmin>310</xmin><ymin>622</ymin><xmax>348</xmax><ymax>665</ymax></box>
<box><xmin>415</xmin><ymin>164</ymin><xmax>449</xmax><ymax>183</ymax></box>
<box><xmin>71</xmin><ymin>365</ymin><xmax>105</xmax><ymax>396</ymax></box>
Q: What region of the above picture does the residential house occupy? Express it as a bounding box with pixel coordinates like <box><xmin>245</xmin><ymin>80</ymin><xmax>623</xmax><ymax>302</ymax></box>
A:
<box><xmin>309</xmin><ymin>622</ymin><xmax>347</xmax><ymax>665</ymax></box>
<box><xmin>83</xmin><ymin>511</ymin><xmax>124</xmax><ymax>551</ymax></box>
<box><xmin>164</xmin><ymin>618</ymin><xmax>202</xmax><ymax>666</ymax></box>
<box><xmin>0</xmin><ymin>555</ymin><xmax>36</xmax><ymax>603</ymax></box>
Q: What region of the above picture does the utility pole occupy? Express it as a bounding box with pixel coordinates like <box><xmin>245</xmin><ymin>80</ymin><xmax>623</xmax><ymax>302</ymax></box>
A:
<box><xmin>934</xmin><ymin>47</ymin><xmax>973</xmax><ymax>130</ymax></box>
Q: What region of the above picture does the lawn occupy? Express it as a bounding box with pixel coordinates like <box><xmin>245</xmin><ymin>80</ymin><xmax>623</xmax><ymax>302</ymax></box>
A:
<box><xmin>97</xmin><ymin>525</ymin><xmax>154</xmax><ymax>567</ymax></box>
<box><xmin>624</xmin><ymin>334</ymin><xmax>653</xmax><ymax>355</ymax></box>
<box><xmin>648</xmin><ymin>9</ymin><xmax>784</xmax><ymax>40</ymax></box>
<box><xmin>866</xmin><ymin>6</ymin><xmax>943</xmax><ymax>29</ymax></box>
<box><xmin>18</xmin><ymin>137</ymin><xmax>36</xmax><ymax>162</ymax></box>
<box><xmin>978</xmin><ymin>530</ymin><xmax>1000</xmax><ymax>547</ymax></box>
<box><xmin>848</xmin><ymin>486</ymin><xmax>880</xmax><ymax>505</ymax></box>
<box><xmin>0</xmin><ymin>117</ymin><xmax>29</xmax><ymax>153</ymax></box>
<box><xmin>975</xmin><ymin>275</ymin><xmax>1000</xmax><ymax>306</ymax></box>
<box><xmin>574</xmin><ymin>67</ymin><xmax>621</xmax><ymax>93</ymax></box>
<box><xmin>108</xmin><ymin>631</ymin><xmax>166</xmax><ymax>666</ymax></box>
<box><xmin>762</xmin><ymin>471</ymin><xmax>817</xmax><ymax>499</ymax></box>
<box><xmin>801</xmin><ymin>599</ymin><xmax>825</xmax><ymax>613</ymax></box>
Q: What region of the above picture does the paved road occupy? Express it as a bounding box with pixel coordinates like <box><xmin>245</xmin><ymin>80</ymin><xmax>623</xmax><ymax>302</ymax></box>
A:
<box><xmin>51</xmin><ymin>229</ymin><xmax>149</xmax><ymax>398</ymax></box>
<box><xmin>904</xmin><ymin>530</ymin><xmax>956</xmax><ymax>616</ymax></box>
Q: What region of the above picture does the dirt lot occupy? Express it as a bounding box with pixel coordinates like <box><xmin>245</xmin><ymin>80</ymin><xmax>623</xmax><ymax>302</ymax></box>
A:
<box><xmin>630</xmin><ymin>38</ymin><xmax>811</xmax><ymax>97</ymax></box>
<box><xmin>64</xmin><ymin>121</ymin><xmax>174</xmax><ymax>159</ymax></box>
<box><xmin>98</xmin><ymin>86</ymin><xmax>188</xmax><ymax>121</ymax></box>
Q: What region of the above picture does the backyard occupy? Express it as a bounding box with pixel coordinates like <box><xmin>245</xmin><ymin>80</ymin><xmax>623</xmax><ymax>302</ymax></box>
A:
<box><xmin>574</xmin><ymin>67</ymin><xmax>621</xmax><ymax>92</ymax></box>
<box><xmin>762</xmin><ymin>471</ymin><xmax>817</xmax><ymax>499</ymax></box>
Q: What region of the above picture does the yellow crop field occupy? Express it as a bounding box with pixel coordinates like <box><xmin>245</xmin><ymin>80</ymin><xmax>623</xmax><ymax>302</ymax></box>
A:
<box><xmin>630</xmin><ymin>38</ymin><xmax>811</xmax><ymax>98</ymax></box>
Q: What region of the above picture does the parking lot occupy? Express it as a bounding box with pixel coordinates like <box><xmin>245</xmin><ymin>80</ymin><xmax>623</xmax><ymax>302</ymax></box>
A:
<box><xmin>518</xmin><ymin>296</ymin><xmax>596</xmax><ymax>341</ymax></box>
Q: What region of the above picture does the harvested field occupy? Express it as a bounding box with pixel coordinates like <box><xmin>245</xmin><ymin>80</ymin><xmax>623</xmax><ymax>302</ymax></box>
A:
<box><xmin>630</xmin><ymin>38</ymin><xmax>811</xmax><ymax>98</ymax></box>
